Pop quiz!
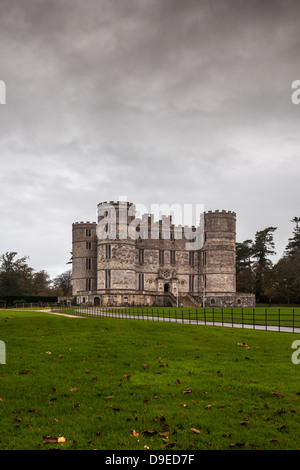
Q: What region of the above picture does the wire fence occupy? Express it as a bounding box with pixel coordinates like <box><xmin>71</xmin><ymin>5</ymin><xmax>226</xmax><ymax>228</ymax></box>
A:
<box><xmin>50</xmin><ymin>305</ymin><xmax>300</xmax><ymax>333</ymax></box>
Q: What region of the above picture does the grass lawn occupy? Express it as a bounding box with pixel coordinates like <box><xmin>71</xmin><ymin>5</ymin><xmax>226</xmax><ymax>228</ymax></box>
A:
<box><xmin>0</xmin><ymin>309</ymin><xmax>299</xmax><ymax>450</ymax></box>
<box><xmin>59</xmin><ymin>305</ymin><xmax>300</xmax><ymax>331</ymax></box>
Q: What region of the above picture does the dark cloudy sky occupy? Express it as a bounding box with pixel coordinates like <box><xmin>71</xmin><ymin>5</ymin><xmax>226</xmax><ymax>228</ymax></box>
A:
<box><xmin>0</xmin><ymin>0</ymin><xmax>300</xmax><ymax>278</ymax></box>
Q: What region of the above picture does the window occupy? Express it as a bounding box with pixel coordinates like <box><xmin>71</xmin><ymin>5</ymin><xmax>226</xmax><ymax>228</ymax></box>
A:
<box><xmin>86</xmin><ymin>279</ymin><xmax>92</xmax><ymax>290</ymax></box>
<box><xmin>86</xmin><ymin>241</ymin><xmax>92</xmax><ymax>250</ymax></box>
<box><xmin>189</xmin><ymin>251</ymin><xmax>194</xmax><ymax>266</ymax></box>
<box><xmin>86</xmin><ymin>228</ymin><xmax>91</xmax><ymax>237</ymax></box>
<box><xmin>86</xmin><ymin>258</ymin><xmax>92</xmax><ymax>270</ymax></box>
<box><xmin>159</xmin><ymin>250</ymin><xmax>164</xmax><ymax>264</ymax></box>
<box><xmin>170</xmin><ymin>231</ymin><xmax>175</xmax><ymax>241</ymax></box>
<box><xmin>105</xmin><ymin>270</ymin><xmax>111</xmax><ymax>289</ymax></box>
<box><xmin>203</xmin><ymin>251</ymin><xmax>207</xmax><ymax>265</ymax></box>
<box><xmin>189</xmin><ymin>274</ymin><xmax>194</xmax><ymax>292</ymax></box>
<box><xmin>159</xmin><ymin>231</ymin><xmax>163</xmax><ymax>240</ymax></box>
<box><xmin>138</xmin><ymin>249</ymin><xmax>144</xmax><ymax>264</ymax></box>
<box><xmin>170</xmin><ymin>250</ymin><xmax>176</xmax><ymax>265</ymax></box>
<box><xmin>106</xmin><ymin>244</ymin><xmax>111</xmax><ymax>259</ymax></box>
<box><xmin>138</xmin><ymin>273</ymin><xmax>144</xmax><ymax>291</ymax></box>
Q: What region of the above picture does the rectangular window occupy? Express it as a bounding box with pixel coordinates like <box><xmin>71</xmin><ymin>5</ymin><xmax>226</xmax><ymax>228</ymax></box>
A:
<box><xmin>86</xmin><ymin>279</ymin><xmax>92</xmax><ymax>290</ymax></box>
<box><xmin>189</xmin><ymin>274</ymin><xmax>194</xmax><ymax>293</ymax></box>
<box><xmin>189</xmin><ymin>251</ymin><xmax>194</xmax><ymax>266</ymax></box>
<box><xmin>86</xmin><ymin>258</ymin><xmax>92</xmax><ymax>270</ymax></box>
<box><xmin>159</xmin><ymin>231</ymin><xmax>163</xmax><ymax>240</ymax></box>
<box><xmin>203</xmin><ymin>251</ymin><xmax>206</xmax><ymax>265</ymax></box>
<box><xmin>106</xmin><ymin>244</ymin><xmax>111</xmax><ymax>259</ymax></box>
<box><xmin>138</xmin><ymin>273</ymin><xmax>144</xmax><ymax>291</ymax></box>
<box><xmin>86</xmin><ymin>228</ymin><xmax>91</xmax><ymax>237</ymax></box>
<box><xmin>138</xmin><ymin>249</ymin><xmax>144</xmax><ymax>264</ymax></box>
<box><xmin>159</xmin><ymin>250</ymin><xmax>164</xmax><ymax>264</ymax></box>
<box><xmin>170</xmin><ymin>231</ymin><xmax>175</xmax><ymax>241</ymax></box>
<box><xmin>86</xmin><ymin>241</ymin><xmax>92</xmax><ymax>250</ymax></box>
<box><xmin>105</xmin><ymin>270</ymin><xmax>111</xmax><ymax>289</ymax></box>
<box><xmin>170</xmin><ymin>250</ymin><xmax>176</xmax><ymax>265</ymax></box>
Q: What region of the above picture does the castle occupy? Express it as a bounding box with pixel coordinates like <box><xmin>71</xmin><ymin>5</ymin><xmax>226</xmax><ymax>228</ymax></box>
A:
<box><xmin>72</xmin><ymin>201</ymin><xmax>255</xmax><ymax>308</ymax></box>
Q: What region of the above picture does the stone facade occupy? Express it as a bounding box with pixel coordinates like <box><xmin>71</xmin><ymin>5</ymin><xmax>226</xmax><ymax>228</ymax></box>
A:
<box><xmin>72</xmin><ymin>201</ymin><xmax>255</xmax><ymax>307</ymax></box>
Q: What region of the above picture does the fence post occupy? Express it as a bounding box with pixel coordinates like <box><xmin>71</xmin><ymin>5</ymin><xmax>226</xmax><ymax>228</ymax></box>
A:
<box><xmin>265</xmin><ymin>308</ymin><xmax>267</xmax><ymax>331</ymax></box>
<box><xmin>279</xmin><ymin>308</ymin><xmax>281</xmax><ymax>332</ymax></box>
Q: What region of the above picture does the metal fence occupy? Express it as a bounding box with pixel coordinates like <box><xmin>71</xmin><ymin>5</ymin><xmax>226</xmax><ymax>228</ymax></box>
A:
<box><xmin>50</xmin><ymin>305</ymin><xmax>300</xmax><ymax>333</ymax></box>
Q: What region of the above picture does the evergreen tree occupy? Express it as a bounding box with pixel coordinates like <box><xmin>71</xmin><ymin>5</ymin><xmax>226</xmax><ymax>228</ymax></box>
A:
<box><xmin>284</xmin><ymin>217</ymin><xmax>300</xmax><ymax>257</ymax></box>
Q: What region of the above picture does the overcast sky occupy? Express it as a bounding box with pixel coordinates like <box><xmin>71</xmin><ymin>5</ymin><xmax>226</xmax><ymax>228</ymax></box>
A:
<box><xmin>0</xmin><ymin>0</ymin><xmax>300</xmax><ymax>278</ymax></box>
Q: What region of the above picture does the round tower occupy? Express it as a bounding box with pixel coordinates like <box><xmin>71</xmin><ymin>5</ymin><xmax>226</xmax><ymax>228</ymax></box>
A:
<box><xmin>72</xmin><ymin>221</ymin><xmax>97</xmax><ymax>297</ymax></box>
<box><xmin>202</xmin><ymin>210</ymin><xmax>236</xmax><ymax>296</ymax></box>
<box><xmin>96</xmin><ymin>201</ymin><xmax>137</xmax><ymax>293</ymax></box>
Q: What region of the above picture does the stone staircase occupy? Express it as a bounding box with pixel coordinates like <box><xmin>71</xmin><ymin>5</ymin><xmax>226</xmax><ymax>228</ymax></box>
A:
<box><xmin>178</xmin><ymin>293</ymin><xmax>201</xmax><ymax>308</ymax></box>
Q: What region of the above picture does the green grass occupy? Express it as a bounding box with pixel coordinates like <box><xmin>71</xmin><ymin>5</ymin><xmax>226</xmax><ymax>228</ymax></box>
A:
<box><xmin>59</xmin><ymin>305</ymin><xmax>300</xmax><ymax>330</ymax></box>
<box><xmin>0</xmin><ymin>309</ymin><xmax>299</xmax><ymax>450</ymax></box>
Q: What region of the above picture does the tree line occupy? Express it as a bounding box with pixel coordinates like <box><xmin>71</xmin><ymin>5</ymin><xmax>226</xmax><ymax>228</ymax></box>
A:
<box><xmin>0</xmin><ymin>252</ymin><xmax>72</xmax><ymax>298</ymax></box>
<box><xmin>236</xmin><ymin>217</ymin><xmax>300</xmax><ymax>304</ymax></box>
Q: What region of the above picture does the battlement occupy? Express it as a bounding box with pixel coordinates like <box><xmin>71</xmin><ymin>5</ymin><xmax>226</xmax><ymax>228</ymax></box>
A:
<box><xmin>73</xmin><ymin>221</ymin><xmax>97</xmax><ymax>226</ymax></box>
<box><xmin>97</xmin><ymin>200</ymin><xmax>135</xmax><ymax>207</ymax></box>
<box><xmin>205</xmin><ymin>210</ymin><xmax>236</xmax><ymax>216</ymax></box>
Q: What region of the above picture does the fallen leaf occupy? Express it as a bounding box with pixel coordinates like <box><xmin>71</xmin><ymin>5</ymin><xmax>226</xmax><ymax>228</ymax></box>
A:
<box><xmin>165</xmin><ymin>442</ymin><xmax>176</xmax><ymax>448</ymax></box>
<box><xmin>57</xmin><ymin>436</ymin><xmax>66</xmax><ymax>443</ymax></box>
<box><xmin>205</xmin><ymin>404</ymin><xmax>212</xmax><ymax>409</ymax></box>
<box><xmin>183</xmin><ymin>388</ymin><xmax>192</xmax><ymax>394</ymax></box>
<box><xmin>190</xmin><ymin>428</ymin><xmax>201</xmax><ymax>434</ymax></box>
<box><xmin>141</xmin><ymin>429</ymin><xmax>157</xmax><ymax>436</ymax></box>
<box><xmin>240</xmin><ymin>419</ymin><xmax>249</xmax><ymax>425</ymax></box>
<box><xmin>43</xmin><ymin>436</ymin><xmax>57</xmax><ymax>444</ymax></box>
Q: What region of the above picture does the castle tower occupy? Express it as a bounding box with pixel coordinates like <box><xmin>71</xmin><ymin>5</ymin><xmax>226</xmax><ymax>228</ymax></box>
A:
<box><xmin>97</xmin><ymin>201</ymin><xmax>137</xmax><ymax>293</ymax></box>
<box><xmin>72</xmin><ymin>221</ymin><xmax>97</xmax><ymax>296</ymax></box>
<box><xmin>201</xmin><ymin>210</ymin><xmax>236</xmax><ymax>296</ymax></box>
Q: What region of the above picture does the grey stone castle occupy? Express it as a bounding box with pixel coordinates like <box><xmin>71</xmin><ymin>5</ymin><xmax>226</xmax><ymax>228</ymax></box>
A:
<box><xmin>72</xmin><ymin>201</ymin><xmax>255</xmax><ymax>308</ymax></box>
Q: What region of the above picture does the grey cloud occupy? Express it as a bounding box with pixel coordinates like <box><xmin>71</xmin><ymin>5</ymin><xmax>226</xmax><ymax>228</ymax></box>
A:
<box><xmin>0</xmin><ymin>0</ymin><xmax>299</xmax><ymax>275</ymax></box>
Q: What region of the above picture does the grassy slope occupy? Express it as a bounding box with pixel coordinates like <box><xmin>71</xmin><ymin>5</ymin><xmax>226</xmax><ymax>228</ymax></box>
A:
<box><xmin>0</xmin><ymin>309</ymin><xmax>299</xmax><ymax>450</ymax></box>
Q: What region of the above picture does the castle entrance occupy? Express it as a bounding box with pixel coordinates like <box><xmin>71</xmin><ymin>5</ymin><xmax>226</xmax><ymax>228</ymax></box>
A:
<box><xmin>94</xmin><ymin>297</ymin><xmax>100</xmax><ymax>307</ymax></box>
<box><xmin>164</xmin><ymin>283</ymin><xmax>169</xmax><ymax>293</ymax></box>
